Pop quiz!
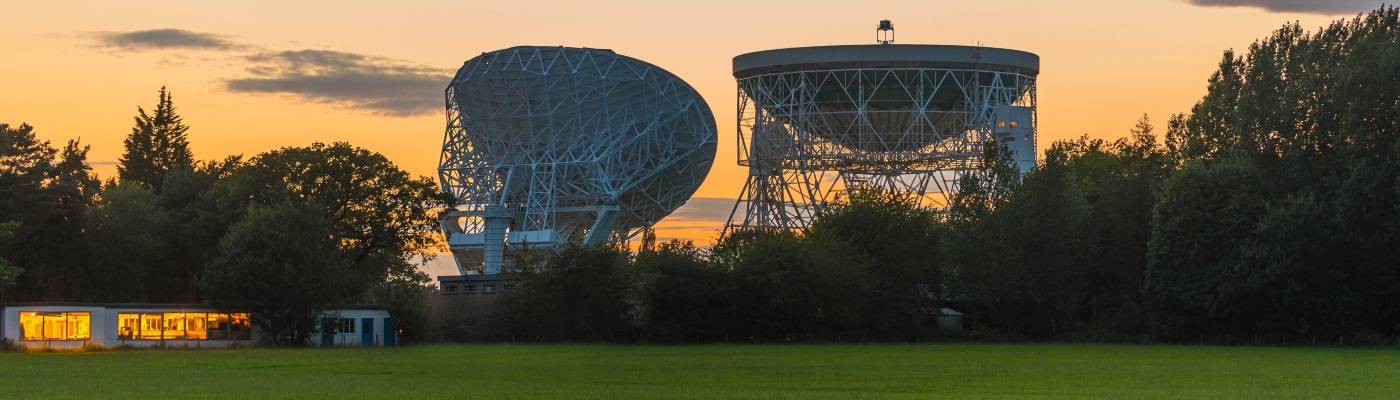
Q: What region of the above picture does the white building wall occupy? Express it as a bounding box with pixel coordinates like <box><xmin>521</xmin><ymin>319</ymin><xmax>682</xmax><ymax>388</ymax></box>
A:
<box><xmin>2</xmin><ymin>305</ymin><xmax>391</xmax><ymax>349</ymax></box>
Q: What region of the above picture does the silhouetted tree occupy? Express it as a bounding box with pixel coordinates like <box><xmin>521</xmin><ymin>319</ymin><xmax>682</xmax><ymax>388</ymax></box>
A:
<box><xmin>0</xmin><ymin>221</ymin><xmax>20</xmax><ymax>300</ymax></box>
<box><xmin>119</xmin><ymin>86</ymin><xmax>193</xmax><ymax>192</ymax></box>
<box><xmin>1149</xmin><ymin>6</ymin><xmax>1400</xmax><ymax>339</ymax></box>
<box><xmin>495</xmin><ymin>243</ymin><xmax>636</xmax><ymax>341</ymax></box>
<box><xmin>808</xmin><ymin>189</ymin><xmax>945</xmax><ymax>340</ymax></box>
<box><xmin>633</xmin><ymin>239</ymin><xmax>727</xmax><ymax>342</ymax></box>
<box><xmin>212</xmin><ymin>142</ymin><xmax>450</xmax><ymax>302</ymax></box>
<box><xmin>202</xmin><ymin>202</ymin><xmax>350</xmax><ymax>346</ymax></box>
<box><xmin>83</xmin><ymin>182</ymin><xmax>173</xmax><ymax>302</ymax></box>
<box><xmin>0</xmin><ymin>122</ymin><xmax>99</xmax><ymax>301</ymax></box>
<box><xmin>1050</xmin><ymin>116</ymin><xmax>1173</xmax><ymax>334</ymax></box>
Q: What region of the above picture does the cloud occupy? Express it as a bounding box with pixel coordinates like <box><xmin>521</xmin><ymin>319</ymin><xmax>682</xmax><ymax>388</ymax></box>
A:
<box><xmin>665</xmin><ymin>197</ymin><xmax>738</xmax><ymax>222</ymax></box>
<box><xmin>94</xmin><ymin>29</ymin><xmax>241</xmax><ymax>51</ymax></box>
<box><xmin>1184</xmin><ymin>0</ymin><xmax>1380</xmax><ymax>14</ymax></box>
<box><xmin>225</xmin><ymin>50</ymin><xmax>451</xmax><ymax>117</ymax></box>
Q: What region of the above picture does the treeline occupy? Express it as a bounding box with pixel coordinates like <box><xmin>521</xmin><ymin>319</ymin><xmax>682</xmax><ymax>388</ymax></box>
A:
<box><xmin>476</xmin><ymin>8</ymin><xmax>1400</xmax><ymax>344</ymax></box>
<box><xmin>485</xmin><ymin>191</ymin><xmax>943</xmax><ymax>343</ymax></box>
<box><xmin>0</xmin><ymin>88</ymin><xmax>448</xmax><ymax>344</ymax></box>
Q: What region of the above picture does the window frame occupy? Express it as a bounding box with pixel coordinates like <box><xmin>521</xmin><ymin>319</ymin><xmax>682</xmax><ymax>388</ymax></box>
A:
<box><xmin>18</xmin><ymin>311</ymin><xmax>91</xmax><ymax>341</ymax></box>
<box><xmin>115</xmin><ymin>311</ymin><xmax>252</xmax><ymax>341</ymax></box>
<box><xmin>338</xmin><ymin>318</ymin><xmax>356</xmax><ymax>334</ymax></box>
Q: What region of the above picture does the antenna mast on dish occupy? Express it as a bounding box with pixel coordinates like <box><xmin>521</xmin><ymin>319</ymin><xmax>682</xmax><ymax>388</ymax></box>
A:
<box><xmin>877</xmin><ymin>19</ymin><xmax>894</xmax><ymax>44</ymax></box>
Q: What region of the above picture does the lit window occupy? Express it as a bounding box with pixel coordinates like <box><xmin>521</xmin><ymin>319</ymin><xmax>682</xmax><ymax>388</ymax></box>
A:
<box><xmin>185</xmin><ymin>313</ymin><xmax>208</xmax><ymax>340</ymax></box>
<box><xmin>998</xmin><ymin>122</ymin><xmax>1006</xmax><ymax>127</ymax></box>
<box><xmin>117</xmin><ymin>312</ymin><xmax>212</xmax><ymax>340</ymax></box>
<box><xmin>119</xmin><ymin>313</ymin><xmax>139</xmax><ymax>340</ymax></box>
<box><xmin>230</xmin><ymin>313</ymin><xmax>252</xmax><ymax>340</ymax></box>
<box><xmin>1010</xmin><ymin>121</ymin><xmax>1018</xmax><ymax>127</ymax></box>
<box><xmin>18</xmin><ymin>312</ymin><xmax>90</xmax><ymax>341</ymax></box>
<box><xmin>164</xmin><ymin>313</ymin><xmax>190</xmax><ymax>340</ymax></box>
<box><xmin>140</xmin><ymin>313</ymin><xmax>164</xmax><ymax>340</ymax></box>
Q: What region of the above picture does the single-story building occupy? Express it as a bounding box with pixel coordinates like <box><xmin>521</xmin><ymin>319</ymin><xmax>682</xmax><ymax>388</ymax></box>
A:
<box><xmin>437</xmin><ymin>274</ymin><xmax>510</xmax><ymax>322</ymax></box>
<box><xmin>1</xmin><ymin>303</ymin><xmax>394</xmax><ymax>349</ymax></box>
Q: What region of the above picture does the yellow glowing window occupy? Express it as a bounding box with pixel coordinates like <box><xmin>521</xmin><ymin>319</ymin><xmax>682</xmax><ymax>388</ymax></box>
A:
<box><xmin>1010</xmin><ymin>121</ymin><xmax>1018</xmax><ymax>127</ymax></box>
<box><xmin>140</xmin><ymin>314</ymin><xmax>164</xmax><ymax>340</ymax></box>
<box><xmin>186</xmin><ymin>313</ymin><xmax>208</xmax><ymax>340</ymax></box>
<box><xmin>164</xmin><ymin>313</ymin><xmax>189</xmax><ymax>340</ymax></box>
<box><xmin>119</xmin><ymin>313</ymin><xmax>139</xmax><ymax>339</ymax></box>
<box><xmin>18</xmin><ymin>312</ymin><xmax>90</xmax><ymax>341</ymax></box>
<box><xmin>117</xmin><ymin>312</ymin><xmax>236</xmax><ymax>341</ymax></box>
<box><xmin>998</xmin><ymin>122</ymin><xmax>1006</xmax><ymax>127</ymax></box>
<box><xmin>230</xmin><ymin>313</ymin><xmax>252</xmax><ymax>340</ymax></box>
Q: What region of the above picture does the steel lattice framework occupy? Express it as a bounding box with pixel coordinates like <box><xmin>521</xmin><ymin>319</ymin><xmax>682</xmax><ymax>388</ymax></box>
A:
<box><xmin>439</xmin><ymin>46</ymin><xmax>717</xmax><ymax>274</ymax></box>
<box><xmin>726</xmin><ymin>45</ymin><xmax>1039</xmax><ymax>231</ymax></box>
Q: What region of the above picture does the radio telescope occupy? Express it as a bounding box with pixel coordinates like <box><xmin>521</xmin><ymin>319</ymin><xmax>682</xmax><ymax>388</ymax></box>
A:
<box><xmin>439</xmin><ymin>46</ymin><xmax>717</xmax><ymax>274</ymax></box>
<box><xmin>727</xmin><ymin>27</ymin><xmax>1039</xmax><ymax>231</ymax></box>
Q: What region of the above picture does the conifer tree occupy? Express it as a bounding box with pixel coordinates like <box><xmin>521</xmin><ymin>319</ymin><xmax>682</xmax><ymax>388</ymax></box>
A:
<box><xmin>119</xmin><ymin>86</ymin><xmax>193</xmax><ymax>191</ymax></box>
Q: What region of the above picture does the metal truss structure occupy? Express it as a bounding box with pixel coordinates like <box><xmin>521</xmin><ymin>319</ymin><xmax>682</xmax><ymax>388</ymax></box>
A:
<box><xmin>439</xmin><ymin>46</ymin><xmax>717</xmax><ymax>274</ymax></box>
<box><xmin>726</xmin><ymin>44</ymin><xmax>1039</xmax><ymax>231</ymax></box>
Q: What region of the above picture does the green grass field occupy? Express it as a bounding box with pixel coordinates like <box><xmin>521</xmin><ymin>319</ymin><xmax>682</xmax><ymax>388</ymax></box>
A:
<box><xmin>2</xmin><ymin>344</ymin><xmax>1397</xmax><ymax>399</ymax></box>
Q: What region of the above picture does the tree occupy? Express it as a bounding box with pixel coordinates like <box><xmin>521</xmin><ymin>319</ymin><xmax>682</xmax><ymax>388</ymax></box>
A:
<box><xmin>119</xmin><ymin>86</ymin><xmax>193</xmax><ymax>192</ymax></box>
<box><xmin>201</xmin><ymin>202</ymin><xmax>350</xmax><ymax>345</ymax></box>
<box><xmin>808</xmin><ymin>189</ymin><xmax>945</xmax><ymax>340</ymax></box>
<box><xmin>1049</xmin><ymin>116</ymin><xmax>1173</xmax><ymax>334</ymax></box>
<box><xmin>710</xmin><ymin>229</ymin><xmax>867</xmax><ymax>342</ymax></box>
<box><xmin>1149</xmin><ymin>6</ymin><xmax>1400</xmax><ymax>338</ymax></box>
<box><xmin>948</xmin><ymin>141</ymin><xmax>1022</xmax><ymax>225</ymax></box>
<box><xmin>995</xmin><ymin>151</ymin><xmax>1094</xmax><ymax>338</ymax></box>
<box><xmin>494</xmin><ymin>243</ymin><xmax>636</xmax><ymax>341</ymax></box>
<box><xmin>1145</xmin><ymin>159</ymin><xmax>1269</xmax><ymax>338</ymax></box>
<box><xmin>0</xmin><ymin>221</ymin><xmax>21</xmax><ymax>301</ymax></box>
<box><xmin>212</xmin><ymin>142</ymin><xmax>450</xmax><ymax>302</ymax></box>
<box><xmin>0</xmin><ymin>122</ymin><xmax>99</xmax><ymax>301</ymax></box>
<box><xmin>82</xmin><ymin>182</ymin><xmax>173</xmax><ymax>302</ymax></box>
<box><xmin>149</xmin><ymin>156</ymin><xmax>247</xmax><ymax>303</ymax></box>
<box><xmin>633</xmin><ymin>239</ymin><xmax>728</xmax><ymax>342</ymax></box>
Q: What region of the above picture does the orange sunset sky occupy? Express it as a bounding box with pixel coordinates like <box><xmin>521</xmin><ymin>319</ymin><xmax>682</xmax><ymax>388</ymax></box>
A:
<box><xmin>1</xmin><ymin>0</ymin><xmax>1385</xmax><ymax>274</ymax></box>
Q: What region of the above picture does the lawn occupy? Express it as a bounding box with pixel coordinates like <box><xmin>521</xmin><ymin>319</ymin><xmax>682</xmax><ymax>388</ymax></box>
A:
<box><xmin>2</xmin><ymin>344</ymin><xmax>1397</xmax><ymax>399</ymax></box>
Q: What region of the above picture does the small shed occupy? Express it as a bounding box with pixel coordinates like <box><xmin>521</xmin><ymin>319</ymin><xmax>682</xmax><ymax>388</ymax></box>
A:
<box><xmin>933</xmin><ymin>308</ymin><xmax>964</xmax><ymax>331</ymax></box>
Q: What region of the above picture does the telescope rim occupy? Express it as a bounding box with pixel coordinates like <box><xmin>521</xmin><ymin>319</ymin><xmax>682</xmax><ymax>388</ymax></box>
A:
<box><xmin>733</xmin><ymin>44</ymin><xmax>1039</xmax><ymax>78</ymax></box>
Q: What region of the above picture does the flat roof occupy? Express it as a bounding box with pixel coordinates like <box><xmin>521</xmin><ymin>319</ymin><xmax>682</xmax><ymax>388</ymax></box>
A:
<box><xmin>733</xmin><ymin>44</ymin><xmax>1039</xmax><ymax>77</ymax></box>
<box><xmin>0</xmin><ymin>302</ymin><xmax>389</xmax><ymax>311</ymax></box>
<box><xmin>438</xmin><ymin>274</ymin><xmax>502</xmax><ymax>283</ymax></box>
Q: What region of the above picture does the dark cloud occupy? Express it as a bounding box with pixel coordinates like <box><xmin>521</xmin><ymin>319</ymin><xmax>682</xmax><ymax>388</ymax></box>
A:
<box><xmin>95</xmin><ymin>29</ymin><xmax>241</xmax><ymax>51</ymax></box>
<box><xmin>666</xmin><ymin>197</ymin><xmax>738</xmax><ymax>222</ymax></box>
<box><xmin>1185</xmin><ymin>0</ymin><xmax>1380</xmax><ymax>14</ymax></box>
<box><xmin>225</xmin><ymin>50</ymin><xmax>451</xmax><ymax>117</ymax></box>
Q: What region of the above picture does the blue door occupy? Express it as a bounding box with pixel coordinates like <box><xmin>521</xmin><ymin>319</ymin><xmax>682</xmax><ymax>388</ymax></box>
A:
<box><xmin>383</xmin><ymin>318</ymin><xmax>396</xmax><ymax>346</ymax></box>
<box><xmin>321</xmin><ymin>319</ymin><xmax>334</xmax><ymax>346</ymax></box>
<box><xmin>361</xmin><ymin>318</ymin><xmax>374</xmax><ymax>346</ymax></box>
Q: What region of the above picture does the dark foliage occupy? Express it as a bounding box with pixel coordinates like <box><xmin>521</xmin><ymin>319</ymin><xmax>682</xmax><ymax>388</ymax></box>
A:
<box><xmin>118</xmin><ymin>86</ymin><xmax>193</xmax><ymax>192</ymax></box>
<box><xmin>201</xmin><ymin>202</ymin><xmax>350</xmax><ymax>345</ymax></box>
